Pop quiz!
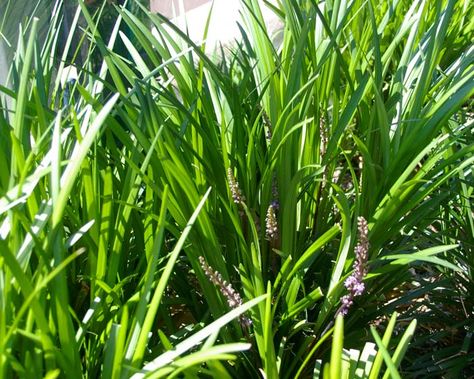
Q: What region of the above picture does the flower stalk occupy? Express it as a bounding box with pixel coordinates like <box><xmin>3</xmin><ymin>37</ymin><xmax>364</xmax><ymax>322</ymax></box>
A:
<box><xmin>338</xmin><ymin>217</ymin><xmax>369</xmax><ymax>316</ymax></box>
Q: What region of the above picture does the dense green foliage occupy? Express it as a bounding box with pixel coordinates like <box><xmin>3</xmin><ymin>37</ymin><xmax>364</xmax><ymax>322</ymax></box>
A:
<box><xmin>0</xmin><ymin>0</ymin><xmax>473</xmax><ymax>377</ymax></box>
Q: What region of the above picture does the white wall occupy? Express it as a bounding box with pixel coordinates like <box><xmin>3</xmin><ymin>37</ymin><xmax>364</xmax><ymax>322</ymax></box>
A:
<box><xmin>0</xmin><ymin>0</ymin><xmax>50</xmax><ymax>88</ymax></box>
<box><xmin>150</xmin><ymin>0</ymin><xmax>209</xmax><ymax>17</ymax></box>
<box><xmin>0</xmin><ymin>40</ymin><xmax>7</xmax><ymax>88</ymax></box>
<box><xmin>154</xmin><ymin>0</ymin><xmax>282</xmax><ymax>55</ymax></box>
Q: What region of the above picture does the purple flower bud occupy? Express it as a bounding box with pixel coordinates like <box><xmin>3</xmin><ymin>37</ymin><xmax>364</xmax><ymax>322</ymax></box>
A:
<box><xmin>344</xmin><ymin>275</ymin><xmax>357</xmax><ymax>290</ymax></box>
<box><xmin>339</xmin><ymin>295</ymin><xmax>353</xmax><ymax>315</ymax></box>
<box><xmin>271</xmin><ymin>178</ymin><xmax>280</xmax><ymax>210</ymax></box>
<box><xmin>271</xmin><ymin>200</ymin><xmax>280</xmax><ymax>211</ymax></box>
<box><xmin>353</xmin><ymin>282</ymin><xmax>365</xmax><ymax>296</ymax></box>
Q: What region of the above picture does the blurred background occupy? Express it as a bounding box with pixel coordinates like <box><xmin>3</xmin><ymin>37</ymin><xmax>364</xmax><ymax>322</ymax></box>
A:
<box><xmin>0</xmin><ymin>0</ymin><xmax>280</xmax><ymax>87</ymax></box>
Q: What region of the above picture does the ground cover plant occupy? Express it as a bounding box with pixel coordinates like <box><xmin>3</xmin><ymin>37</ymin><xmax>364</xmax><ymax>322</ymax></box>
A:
<box><xmin>0</xmin><ymin>0</ymin><xmax>473</xmax><ymax>377</ymax></box>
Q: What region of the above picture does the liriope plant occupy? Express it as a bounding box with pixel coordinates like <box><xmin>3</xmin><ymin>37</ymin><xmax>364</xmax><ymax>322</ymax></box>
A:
<box><xmin>0</xmin><ymin>0</ymin><xmax>472</xmax><ymax>377</ymax></box>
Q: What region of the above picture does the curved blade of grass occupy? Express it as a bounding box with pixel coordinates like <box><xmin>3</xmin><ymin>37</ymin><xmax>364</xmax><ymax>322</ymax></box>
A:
<box><xmin>127</xmin><ymin>186</ymin><xmax>169</xmax><ymax>366</ymax></box>
<box><xmin>133</xmin><ymin>294</ymin><xmax>267</xmax><ymax>377</ymax></box>
<box><xmin>52</xmin><ymin>93</ymin><xmax>119</xmax><ymax>225</ymax></box>
<box><xmin>382</xmin><ymin>319</ymin><xmax>417</xmax><ymax>379</ymax></box>
<box><xmin>368</xmin><ymin>312</ymin><xmax>398</xmax><ymax>379</ymax></box>
<box><xmin>127</xmin><ymin>187</ymin><xmax>210</xmax><ymax>370</ymax></box>
<box><xmin>370</xmin><ymin>326</ymin><xmax>401</xmax><ymax>379</ymax></box>
<box><xmin>144</xmin><ymin>343</ymin><xmax>251</xmax><ymax>379</ymax></box>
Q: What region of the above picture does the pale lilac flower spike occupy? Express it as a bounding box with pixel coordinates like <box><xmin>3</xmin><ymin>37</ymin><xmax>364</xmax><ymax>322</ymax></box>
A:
<box><xmin>227</xmin><ymin>168</ymin><xmax>245</xmax><ymax>206</ymax></box>
<box><xmin>199</xmin><ymin>256</ymin><xmax>252</xmax><ymax>327</ymax></box>
<box><xmin>265</xmin><ymin>204</ymin><xmax>278</xmax><ymax>241</ymax></box>
<box><xmin>339</xmin><ymin>217</ymin><xmax>369</xmax><ymax>316</ymax></box>
<box><xmin>265</xmin><ymin>174</ymin><xmax>280</xmax><ymax>242</ymax></box>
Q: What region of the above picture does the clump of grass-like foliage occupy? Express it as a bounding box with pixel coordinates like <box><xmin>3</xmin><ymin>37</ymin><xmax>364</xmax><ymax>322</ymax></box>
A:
<box><xmin>0</xmin><ymin>0</ymin><xmax>473</xmax><ymax>377</ymax></box>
